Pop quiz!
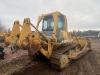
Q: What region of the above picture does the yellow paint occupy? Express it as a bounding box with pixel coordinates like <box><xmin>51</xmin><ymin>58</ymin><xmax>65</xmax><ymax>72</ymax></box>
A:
<box><xmin>4</xmin><ymin>20</ymin><xmax>21</xmax><ymax>46</ymax></box>
<box><xmin>17</xmin><ymin>18</ymin><xmax>32</xmax><ymax>48</ymax></box>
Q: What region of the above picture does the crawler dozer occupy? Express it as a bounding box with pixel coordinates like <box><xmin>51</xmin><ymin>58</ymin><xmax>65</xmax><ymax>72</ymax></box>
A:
<box><xmin>22</xmin><ymin>11</ymin><xmax>91</xmax><ymax>70</ymax></box>
<box><xmin>4</xmin><ymin>20</ymin><xmax>22</xmax><ymax>46</ymax></box>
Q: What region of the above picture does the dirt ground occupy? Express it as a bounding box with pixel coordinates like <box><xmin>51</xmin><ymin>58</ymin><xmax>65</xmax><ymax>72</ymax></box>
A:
<box><xmin>0</xmin><ymin>44</ymin><xmax>29</xmax><ymax>75</ymax></box>
<box><xmin>0</xmin><ymin>38</ymin><xmax>100</xmax><ymax>75</ymax></box>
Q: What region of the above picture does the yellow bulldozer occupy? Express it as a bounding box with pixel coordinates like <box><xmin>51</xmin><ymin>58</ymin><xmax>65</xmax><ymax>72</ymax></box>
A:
<box><xmin>5</xmin><ymin>11</ymin><xmax>91</xmax><ymax>70</ymax></box>
<box><xmin>19</xmin><ymin>11</ymin><xmax>92</xmax><ymax>70</ymax></box>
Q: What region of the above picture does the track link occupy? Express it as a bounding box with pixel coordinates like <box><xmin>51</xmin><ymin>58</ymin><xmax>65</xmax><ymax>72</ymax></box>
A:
<box><xmin>50</xmin><ymin>43</ymin><xmax>79</xmax><ymax>70</ymax></box>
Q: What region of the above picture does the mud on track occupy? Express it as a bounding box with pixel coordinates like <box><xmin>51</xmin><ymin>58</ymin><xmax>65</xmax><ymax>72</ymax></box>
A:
<box><xmin>12</xmin><ymin>38</ymin><xmax>100</xmax><ymax>75</ymax></box>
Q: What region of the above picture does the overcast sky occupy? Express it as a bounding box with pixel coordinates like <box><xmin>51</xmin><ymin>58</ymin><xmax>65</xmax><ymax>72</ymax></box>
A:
<box><xmin>0</xmin><ymin>0</ymin><xmax>100</xmax><ymax>31</ymax></box>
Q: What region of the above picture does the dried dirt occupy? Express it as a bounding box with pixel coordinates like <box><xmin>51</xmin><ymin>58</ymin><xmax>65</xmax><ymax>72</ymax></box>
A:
<box><xmin>0</xmin><ymin>44</ymin><xmax>29</xmax><ymax>75</ymax></box>
<box><xmin>0</xmin><ymin>38</ymin><xmax>100</xmax><ymax>75</ymax></box>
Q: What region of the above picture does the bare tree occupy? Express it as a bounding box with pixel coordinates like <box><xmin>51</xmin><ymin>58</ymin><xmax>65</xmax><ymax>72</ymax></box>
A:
<box><xmin>0</xmin><ymin>19</ymin><xmax>6</xmax><ymax>32</ymax></box>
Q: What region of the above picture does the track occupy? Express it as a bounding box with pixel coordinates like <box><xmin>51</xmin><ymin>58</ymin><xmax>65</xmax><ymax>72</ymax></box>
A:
<box><xmin>12</xmin><ymin>38</ymin><xmax>100</xmax><ymax>75</ymax></box>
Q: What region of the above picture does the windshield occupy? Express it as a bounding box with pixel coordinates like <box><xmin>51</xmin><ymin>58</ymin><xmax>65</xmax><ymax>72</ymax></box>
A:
<box><xmin>42</xmin><ymin>15</ymin><xmax>54</xmax><ymax>31</ymax></box>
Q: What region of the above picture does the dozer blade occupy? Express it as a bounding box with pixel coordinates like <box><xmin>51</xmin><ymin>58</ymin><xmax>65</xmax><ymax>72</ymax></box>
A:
<box><xmin>69</xmin><ymin>45</ymin><xmax>92</xmax><ymax>59</ymax></box>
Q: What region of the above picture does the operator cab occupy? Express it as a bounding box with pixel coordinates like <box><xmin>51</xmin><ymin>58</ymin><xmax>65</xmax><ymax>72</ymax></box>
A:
<box><xmin>42</xmin><ymin>14</ymin><xmax>65</xmax><ymax>42</ymax></box>
<box><xmin>42</xmin><ymin>15</ymin><xmax>54</xmax><ymax>38</ymax></box>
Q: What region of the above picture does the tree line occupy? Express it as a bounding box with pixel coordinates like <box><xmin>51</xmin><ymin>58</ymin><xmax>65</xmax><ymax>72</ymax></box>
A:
<box><xmin>0</xmin><ymin>20</ymin><xmax>6</xmax><ymax>32</ymax></box>
<box><xmin>0</xmin><ymin>19</ymin><xmax>9</xmax><ymax>33</ymax></box>
<box><xmin>74</xmin><ymin>30</ymin><xmax>100</xmax><ymax>37</ymax></box>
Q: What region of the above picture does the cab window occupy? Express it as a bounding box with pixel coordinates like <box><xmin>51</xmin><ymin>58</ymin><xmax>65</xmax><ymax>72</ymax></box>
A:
<box><xmin>42</xmin><ymin>15</ymin><xmax>54</xmax><ymax>31</ymax></box>
<box><xmin>57</xmin><ymin>15</ymin><xmax>64</xmax><ymax>29</ymax></box>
